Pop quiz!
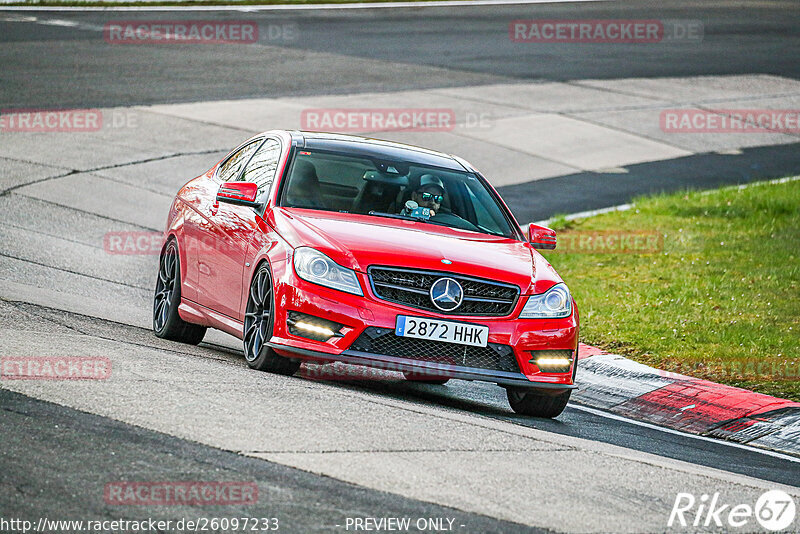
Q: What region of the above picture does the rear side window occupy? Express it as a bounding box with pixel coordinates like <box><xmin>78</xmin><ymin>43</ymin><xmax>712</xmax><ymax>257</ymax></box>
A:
<box><xmin>217</xmin><ymin>140</ymin><xmax>261</xmax><ymax>183</ymax></box>
<box><xmin>241</xmin><ymin>139</ymin><xmax>282</xmax><ymax>201</ymax></box>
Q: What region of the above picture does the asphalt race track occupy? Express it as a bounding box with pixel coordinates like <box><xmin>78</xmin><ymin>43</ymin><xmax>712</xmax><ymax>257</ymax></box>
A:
<box><xmin>1</xmin><ymin>1</ymin><xmax>800</xmax><ymax>532</ymax></box>
<box><xmin>2</xmin><ymin>0</ymin><xmax>800</xmax><ymax>107</ymax></box>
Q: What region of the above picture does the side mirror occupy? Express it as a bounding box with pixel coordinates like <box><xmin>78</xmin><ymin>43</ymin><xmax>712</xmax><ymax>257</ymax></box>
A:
<box><xmin>528</xmin><ymin>223</ymin><xmax>556</xmax><ymax>250</ymax></box>
<box><xmin>216</xmin><ymin>182</ymin><xmax>261</xmax><ymax>208</ymax></box>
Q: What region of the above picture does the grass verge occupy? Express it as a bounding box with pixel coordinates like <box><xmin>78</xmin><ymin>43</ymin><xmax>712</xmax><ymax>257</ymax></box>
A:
<box><xmin>543</xmin><ymin>177</ymin><xmax>800</xmax><ymax>401</ymax></box>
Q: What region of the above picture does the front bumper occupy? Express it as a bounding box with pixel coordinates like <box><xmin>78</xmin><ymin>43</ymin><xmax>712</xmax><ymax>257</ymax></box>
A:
<box><xmin>268</xmin><ymin>260</ymin><xmax>578</xmax><ymax>390</ymax></box>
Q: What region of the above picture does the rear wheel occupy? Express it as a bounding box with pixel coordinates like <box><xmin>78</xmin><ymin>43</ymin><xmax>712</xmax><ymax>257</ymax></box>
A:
<box><xmin>243</xmin><ymin>263</ymin><xmax>300</xmax><ymax>375</ymax></box>
<box><xmin>153</xmin><ymin>240</ymin><xmax>206</xmax><ymax>345</ymax></box>
<box><xmin>403</xmin><ymin>372</ymin><xmax>450</xmax><ymax>385</ymax></box>
<box><xmin>506</xmin><ymin>387</ymin><xmax>571</xmax><ymax>418</ymax></box>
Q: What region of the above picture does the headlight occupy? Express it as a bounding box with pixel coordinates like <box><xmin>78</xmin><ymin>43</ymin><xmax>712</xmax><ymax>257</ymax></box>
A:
<box><xmin>519</xmin><ymin>283</ymin><xmax>572</xmax><ymax>319</ymax></box>
<box><xmin>293</xmin><ymin>247</ymin><xmax>363</xmax><ymax>296</ymax></box>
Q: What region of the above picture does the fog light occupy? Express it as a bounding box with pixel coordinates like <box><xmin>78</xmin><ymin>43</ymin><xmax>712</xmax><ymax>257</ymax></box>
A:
<box><xmin>537</xmin><ymin>357</ymin><xmax>572</xmax><ymax>367</ymax></box>
<box><xmin>529</xmin><ymin>349</ymin><xmax>573</xmax><ymax>373</ymax></box>
<box><xmin>287</xmin><ymin>311</ymin><xmax>344</xmax><ymax>342</ymax></box>
<box><xmin>296</xmin><ymin>321</ymin><xmax>335</xmax><ymax>337</ymax></box>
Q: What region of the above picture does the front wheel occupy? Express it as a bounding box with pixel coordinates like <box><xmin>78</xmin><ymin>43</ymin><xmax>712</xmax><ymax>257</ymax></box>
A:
<box><xmin>506</xmin><ymin>387</ymin><xmax>571</xmax><ymax>418</ymax></box>
<box><xmin>243</xmin><ymin>263</ymin><xmax>300</xmax><ymax>375</ymax></box>
<box><xmin>153</xmin><ymin>239</ymin><xmax>206</xmax><ymax>345</ymax></box>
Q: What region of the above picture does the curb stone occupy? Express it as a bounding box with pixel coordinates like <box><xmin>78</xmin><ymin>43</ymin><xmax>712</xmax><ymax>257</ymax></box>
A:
<box><xmin>574</xmin><ymin>343</ymin><xmax>800</xmax><ymax>457</ymax></box>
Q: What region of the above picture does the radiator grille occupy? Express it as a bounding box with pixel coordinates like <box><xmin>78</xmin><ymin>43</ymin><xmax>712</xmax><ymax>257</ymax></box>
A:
<box><xmin>350</xmin><ymin>327</ymin><xmax>519</xmax><ymax>373</ymax></box>
<box><xmin>368</xmin><ymin>266</ymin><xmax>519</xmax><ymax>316</ymax></box>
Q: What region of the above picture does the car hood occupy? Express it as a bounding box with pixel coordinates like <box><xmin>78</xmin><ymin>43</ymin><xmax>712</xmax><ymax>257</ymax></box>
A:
<box><xmin>268</xmin><ymin>208</ymin><xmax>563</xmax><ymax>294</ymax></box>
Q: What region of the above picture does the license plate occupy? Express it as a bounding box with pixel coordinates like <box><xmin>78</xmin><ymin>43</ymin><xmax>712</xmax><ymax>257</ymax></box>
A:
<box><xmin>395</xmin><ymin>316</ymin><xmax>488</xmax><ymax>348</ymax></box>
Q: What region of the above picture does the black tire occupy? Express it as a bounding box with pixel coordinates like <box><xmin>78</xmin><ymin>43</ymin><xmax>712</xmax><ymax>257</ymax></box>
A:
<box><xmin>403</xmin><ymin>372</ymin><xmax>450</xmax><ymax>385</ymax></box>
<box><xmin>243</xmin><ymin>263</ymin><xmax>300</xmax><ymax>375</ymax></box>
<box><xmin>506</xmin><ymin>387</ymin><xmax>571</xmax><ymax>418</ymax></box>
<box><xmin>153</xmin><ymin>239</ymin><xmax>207</xmax><ymax>345</ymax></box>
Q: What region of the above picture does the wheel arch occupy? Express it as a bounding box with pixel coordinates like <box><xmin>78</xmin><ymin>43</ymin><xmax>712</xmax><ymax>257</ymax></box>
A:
<box><xmin>240</xmin><ymin>228</ymin><xmax>292</xmax><ymax>319</ymax></box>
<box><xmin>160</xmin><ymin>232</ymin><xmax>189</xmax><ymax>290</ymax></box>
<box><xmin>161</xmin><ymin>203</ymin><xmax>188</xmax><ymax>290</ymax></box>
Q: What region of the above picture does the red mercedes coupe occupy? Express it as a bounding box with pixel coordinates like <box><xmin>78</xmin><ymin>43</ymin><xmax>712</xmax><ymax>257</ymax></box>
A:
<box><xmin>153</xmin><ymin>131</ymin><xmax>579</xmax><ymax>417</ymax></box>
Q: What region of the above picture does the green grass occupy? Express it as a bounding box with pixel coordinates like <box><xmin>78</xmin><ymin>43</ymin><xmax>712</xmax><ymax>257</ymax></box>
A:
<box><xmin>543</xmin><ymin>178</ymin><xmax>800</xmax><ymax>401</ymax></box>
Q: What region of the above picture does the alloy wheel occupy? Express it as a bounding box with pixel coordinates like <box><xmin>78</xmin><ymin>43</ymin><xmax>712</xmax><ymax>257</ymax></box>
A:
<box><xmin>244</xmin><ymin>266</ymin><xmax>273</xmax><ymax>362</ymax></box>
<box><xmin>153</xmin><ymin>242</ymin><xmax>177</xmax><ymax>332</ymax></box>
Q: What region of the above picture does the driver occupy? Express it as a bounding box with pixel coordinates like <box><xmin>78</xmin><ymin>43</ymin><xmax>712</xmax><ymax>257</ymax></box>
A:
<box><xmin>411</xmin><ymin>174</ymin><xmax>446</xmax><ymax>213</ymax></box>
<box><xmin>401</xmin><ymin>174</ymin><xmax>479</xmax><ymax>232</ymax></box>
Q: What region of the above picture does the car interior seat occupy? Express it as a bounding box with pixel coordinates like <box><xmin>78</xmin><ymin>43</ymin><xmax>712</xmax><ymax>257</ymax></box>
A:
<box><xmin>351</xmin><ymin>176</ymin><xmax>403</xmax><ymax>214</ymax></box>
<box><xmin>285</xmin><ymin>160</ymin><xmax>326</xmax><ymax>209</ymax></box>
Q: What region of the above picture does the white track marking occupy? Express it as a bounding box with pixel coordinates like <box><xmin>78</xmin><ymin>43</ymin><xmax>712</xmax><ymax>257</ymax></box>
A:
<box><xmin>0</xmin><ymin>14</ymin><xmax>106</xmax><ymax>30</ymax></box>
<box><xmin>702</xmin><ymin>173</ymin><xmax>800</xmax><ymax>194</ymax></box>
<box><xmin>533</xmin><ymin>203</ymin><xmax>632</xmax><ymax>226</ymax></box>
<box><xmin>570</xmin><ymin>403</ymin><xmax>800</xmax><ymax>464</ymax></box>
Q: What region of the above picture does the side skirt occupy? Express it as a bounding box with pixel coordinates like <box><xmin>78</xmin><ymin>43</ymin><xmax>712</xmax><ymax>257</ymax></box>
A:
<box><xmin>179</xmin><ymin>298</ymin><xmax>244</xmax><ymax>340</ymax></box>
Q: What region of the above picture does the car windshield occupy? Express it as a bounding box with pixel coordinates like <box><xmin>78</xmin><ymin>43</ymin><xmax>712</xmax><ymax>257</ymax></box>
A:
<box><xmin>280</xmin><ymin>149</ymin><xmax>516</xmax><ymax>238</ymax></box>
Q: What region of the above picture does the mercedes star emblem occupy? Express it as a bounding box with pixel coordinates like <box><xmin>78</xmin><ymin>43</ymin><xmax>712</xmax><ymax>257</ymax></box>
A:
<box><xmin>429</xmin><ymin>277</ymin><xmax>463</xmax><ymax>311</ymax></box>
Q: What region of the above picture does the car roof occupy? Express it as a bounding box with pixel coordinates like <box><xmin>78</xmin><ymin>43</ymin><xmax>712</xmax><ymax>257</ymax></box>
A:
<box><xmin>283</xmin><ymin>130</ymin><xmax>469</xmax><ymax>172</ymax></box>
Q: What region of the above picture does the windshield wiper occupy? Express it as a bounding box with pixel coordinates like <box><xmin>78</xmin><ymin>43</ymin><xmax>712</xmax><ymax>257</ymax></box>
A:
<box><xmin>367</xmin><ymin>211</ymin><xmax>505</xmax><ymax>237</ymax></box>
<box><xmin>367</xmin><ymin>211</ymin><xmax>412</xmax><ymax>222</ymax></box>
<box><xmin>367</xmin><ymin>211</ymin><xmax>449</xmax><ymax>226</ymax></box>
<box><xmin>475</xmin><ymin>225</ymin><xmax>506</xmax><ymax>237</ymax></box>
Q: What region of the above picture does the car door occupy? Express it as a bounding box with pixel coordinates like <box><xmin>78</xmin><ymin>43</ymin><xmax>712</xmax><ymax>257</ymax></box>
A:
<box><xmin>202</xmin><ymin>137</ymin><xmax>283</xmax><ymax>321</ymax></box>
<box><xmin>186</xmin><ymin>138</ymin><xmax>262</xmax><ymax>314</ymax></box>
